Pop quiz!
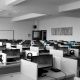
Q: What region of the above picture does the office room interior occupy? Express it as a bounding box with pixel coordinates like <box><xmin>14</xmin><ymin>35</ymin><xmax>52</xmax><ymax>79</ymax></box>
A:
<box><xmin>0</xmin><ymin>0</ymin><xmax>80</xmax><ymax>80</ymax></box>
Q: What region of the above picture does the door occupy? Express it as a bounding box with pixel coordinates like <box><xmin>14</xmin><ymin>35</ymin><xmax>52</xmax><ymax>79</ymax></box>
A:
<box><xmin>41</xmin><ymin>30</ymin><xmax>47</xmax><ymax>40</ymax></box>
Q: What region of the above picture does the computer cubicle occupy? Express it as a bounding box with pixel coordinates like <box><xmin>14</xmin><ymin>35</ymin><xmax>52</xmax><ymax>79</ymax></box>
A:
<box><xmin>31</xmin><ymin>54</ymin><xmax>53</xmax><ymax>77</ymax></box>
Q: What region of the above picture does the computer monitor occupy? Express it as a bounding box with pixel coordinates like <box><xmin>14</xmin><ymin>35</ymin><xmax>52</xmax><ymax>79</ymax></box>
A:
<box><xmin>32</xmin><ymin>31</ymin><xmax>41</xmax><ymax>40</ymax></box>
<box><xmin>31</xmin><ymin>54</ymin><xmax>53</xmax><ymax>69</ymax></box>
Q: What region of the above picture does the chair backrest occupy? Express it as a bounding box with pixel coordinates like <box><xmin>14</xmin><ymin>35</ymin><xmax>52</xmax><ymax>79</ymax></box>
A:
<box><xmin>6</xmin><ymin>43</ymin><xmax>11</xmax><ymax>49</ymax></box>
<box><xmin>30</xmin><ymin>46</ymin><xmax>39</xmax><ymax>54</ymax></box>
<box><xmin>17</xmin><ymin>44</ymin><xmax>22</xmax><ymax>52</ymax></box>
<box><xmin>0</xmin><ymin>42</ymin><xmax>2</xmax><ymax>46</ymax></box>
<box><xmin>50</xmin><ymin>49</ymin><xmax>63</xmax><ymax>58</ymax></box>
<box><xmin>0</xmin><ymin>53</ymin><xmax>6</xmax><ymax>65</ymax></box>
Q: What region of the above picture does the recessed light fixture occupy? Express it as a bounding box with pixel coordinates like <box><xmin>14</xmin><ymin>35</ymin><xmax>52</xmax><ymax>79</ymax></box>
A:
<box><xmin>12</xmin><ymin>13</ymin><xmax>46</xmax><ymax>21</ymax></box>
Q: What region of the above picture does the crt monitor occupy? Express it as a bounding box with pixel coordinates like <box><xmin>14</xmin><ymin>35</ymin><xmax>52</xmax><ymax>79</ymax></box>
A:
<box><xmin>32</xmin><ymin>31</ymin><xmax>41</xmax><ymax>40</ymax></box>
<box><xmin>31</xmin><ymin>54</ymin><xmax>53</xmax><ymax>69</ymax></box>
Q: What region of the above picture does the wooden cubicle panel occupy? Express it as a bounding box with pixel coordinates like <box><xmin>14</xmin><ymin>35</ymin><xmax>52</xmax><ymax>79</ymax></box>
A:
<box><xmin>21</xmin><ymin>59</ymin><xmax>37</xmax><ymax>80</ymax></box>
<box><xmin>49</xmin><ymin>49</ymin><xmax>63</xmax><ymax>69</ymax></box>
<box><xmin>50</xmin><ymin>49</ymin><xmax>63</xmax><ymax>58</ymax></box>
<box><xmin>61</xmin><ymin>58</ymin><xmax>77</xmax><ymax>76</ymax></box>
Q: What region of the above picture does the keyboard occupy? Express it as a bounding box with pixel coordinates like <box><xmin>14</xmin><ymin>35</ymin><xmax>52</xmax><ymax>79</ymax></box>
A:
<box><xmin>51</xmin><ymin>68</ymin><xmax>61</xmax><ymax>72</ymax></box>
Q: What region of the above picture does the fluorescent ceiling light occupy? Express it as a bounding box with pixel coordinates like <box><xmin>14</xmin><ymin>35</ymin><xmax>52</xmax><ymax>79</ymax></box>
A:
<box><xmin>6</xmin><ymin>0</ymin><xmax>25</xmax><ymax>5</ymax></box>
<box><xmin>12</xmin><ymin>13</ymin><xmax>46</xmax><ymax>21</ymax></box>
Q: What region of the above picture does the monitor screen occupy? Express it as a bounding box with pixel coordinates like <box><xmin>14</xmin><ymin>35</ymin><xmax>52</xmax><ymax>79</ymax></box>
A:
<box><xmin>31</xmin><ymin>54</ymin><xmax>53</xmax><ymax>69</ymax></box>
<box><xmin>32</xmin><ymin>31</ymin><xmax>41</xmax><ymax>40</ymax></box>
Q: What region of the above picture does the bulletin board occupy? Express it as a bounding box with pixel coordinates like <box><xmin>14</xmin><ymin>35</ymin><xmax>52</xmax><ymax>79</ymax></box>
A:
<box><xmin>51</xmin><ymin>27</ymin><xmax>72</xmax><ymax>35</ymax></box>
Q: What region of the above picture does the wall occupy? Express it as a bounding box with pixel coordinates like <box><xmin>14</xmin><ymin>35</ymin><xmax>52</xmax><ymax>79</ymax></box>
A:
<box><xmin>0</xmin><ymin>18</ymin><xmax>13</xmax><ymax>39</ymax></box>
<box><xmin>12</xmin><ymin>20</ymin><xmax>35</xmax><ymax>40</ymax></box>
<box><xmin>38</xmin><ymin>16</ymin><xmax>80</xmax><ymax>41</ymax></box>
<box><xmin>0</xmin><ymin>17</ymin><xmax>34</xmax><ymax>40</ymax></box>
<box><xmin>1</xmin><ymin>16</ymin><xmax>80</xmax><ymax>41</ymax></box>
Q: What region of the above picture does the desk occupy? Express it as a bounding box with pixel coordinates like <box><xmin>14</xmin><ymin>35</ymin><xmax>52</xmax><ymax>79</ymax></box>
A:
<box><xmin>39</xmin><ymin>70</ymin><xmax>75</xmax><ymax>80</ymax></box>
<box><xmin>0</xmin><ymin>59</ymin><xmax>37</xmax><ymax>80</ymax></box>
<box><xmin>0</xmin><ymin>61</ymin><xmax>20</xmax><ymax>75</ymax></box>
<box><xmin>0</xmin><ymin>72</ymin><xmax>34</xmax><ymax>80</ymax></box>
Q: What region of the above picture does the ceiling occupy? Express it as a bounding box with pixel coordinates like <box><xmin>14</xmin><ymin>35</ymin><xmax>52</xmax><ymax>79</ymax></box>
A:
<box><xmin>60</xmin><ymin>9</ymin><xmax>80</xmax><ymax>17</ymax></box>
<box><xmin>29</xmin><ymin>0</ymin><xmax>80</xmax><ymax>5</ymax></box>
<box><xmin>0</xmin><ymin>0</ymin><xmax>80</xmax><ymax>18</ymax></box>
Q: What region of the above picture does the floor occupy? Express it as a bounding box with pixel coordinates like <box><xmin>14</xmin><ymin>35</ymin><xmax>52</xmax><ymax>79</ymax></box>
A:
<box><xmin>0</xmin><ymin>72</ymin><xmax>33</xmax><ymax>80</ymax></box>
<box><xmin>74</xmin><ymin>77</ymin><xmax>80</xmax><ymax>80</ymax></box>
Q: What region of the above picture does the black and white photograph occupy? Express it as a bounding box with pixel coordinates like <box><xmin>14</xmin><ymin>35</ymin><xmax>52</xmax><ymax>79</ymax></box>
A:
<box><xmin>0</xmin><ymin>0</ymin><xmax>79</xmax><ymax>80</ymax></box>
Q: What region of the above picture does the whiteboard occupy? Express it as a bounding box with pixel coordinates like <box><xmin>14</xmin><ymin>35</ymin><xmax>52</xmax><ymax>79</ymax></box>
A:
<box><xmin>0</xmin><ymin>30</ymin><xmax>13</xmax><ymax>39</ymax></box>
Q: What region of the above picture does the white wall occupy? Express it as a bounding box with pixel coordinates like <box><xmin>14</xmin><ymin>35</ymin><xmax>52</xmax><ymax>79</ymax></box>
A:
<box><xmin>12</xmin><ymin>20</ymin><xmax>34</xmax><ymax>40</ymax></box>
<box><xmin>38</xmin><ymin>16</ymin><xmax>80</xmax><ymax>41</ymax></box>
<box><xmin>0</xmin><ymin>18</ymin><xmax>13</xmax><ymax>39</ymax></box>
<box><xmin>0</xmin><ymin>17</ymin><xmax>35</xmax><ymax>40</ymax></box>
<box><xmin>1</xmin><ymin>16</ymin><xmax>80</xmax><ymax>41</ymax></box>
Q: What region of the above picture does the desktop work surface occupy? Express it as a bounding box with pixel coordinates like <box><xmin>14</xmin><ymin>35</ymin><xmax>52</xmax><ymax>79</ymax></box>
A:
<box><xmin>0</xmin><ymin>59</ymin><xmax>75</xmax><ymax>80</ymax></box>
<box><xmin>0</xmin><ymin>70</ymin><xmax>75</xmax><ymax>80</ymax></box>
<box><xmin>0</xmin><ymin>72</ymin><xmax>34</xmax><ymax>80</ymax></box>
<box><xmin>38</xmin><ymin>70</ymin><xmax>75</xmax><ymax>80</ymax></box>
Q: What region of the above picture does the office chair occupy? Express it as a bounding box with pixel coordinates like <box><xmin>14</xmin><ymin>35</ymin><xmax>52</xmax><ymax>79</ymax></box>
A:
<box><xmin>6</xmin><ymin>43</ymin><xmax>11</xmax><ymax>49</ymax></box>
